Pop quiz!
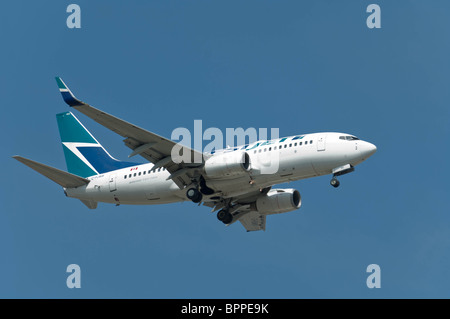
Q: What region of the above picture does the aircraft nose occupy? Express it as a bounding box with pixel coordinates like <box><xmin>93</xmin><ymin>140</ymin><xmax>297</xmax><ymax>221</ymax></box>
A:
<box><xmin>359</xmin><ymin>141</ymin><xmax>377</xmax><ymax>159</ymax></box>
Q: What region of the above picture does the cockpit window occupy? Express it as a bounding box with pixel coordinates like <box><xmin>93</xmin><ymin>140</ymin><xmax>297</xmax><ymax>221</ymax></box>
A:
<box><xmin>340</xmin><ymin>135</ymin><xmax>359</xmax><ymax>141</ymax></box>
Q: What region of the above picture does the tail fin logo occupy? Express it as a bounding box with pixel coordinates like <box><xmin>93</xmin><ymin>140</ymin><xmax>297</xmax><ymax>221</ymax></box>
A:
<box><xmin>56</xmin><ymin>112</ymin><xmax>137</xmax><ymax>178</ymax></box>
<box><xmin>62</xmin><ymin>142</ymin><xmax>100</xmax><ymax>177</ymax></box>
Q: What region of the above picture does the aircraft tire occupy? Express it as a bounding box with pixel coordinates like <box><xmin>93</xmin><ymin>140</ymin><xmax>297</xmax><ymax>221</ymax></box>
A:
<box><xmin>217</xmin><ymin>209</ymin><xmax>232</xmax><ymax>224</ymax></box>
<box><xmin>187</xmin><ymin>188</ymin><xmax>203</xmax><ymax>203</ymax></box>
<box><xmin>330</xmin><ymin>178</ymin><xmax>340</xmax><ymax>188</ymax></box>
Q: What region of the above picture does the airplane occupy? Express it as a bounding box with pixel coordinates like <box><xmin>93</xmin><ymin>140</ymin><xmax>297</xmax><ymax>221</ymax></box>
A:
<box><xmin>13</xmin><ymin>77</ymin><xmax>377</xmax><ymax>232</ymax></box>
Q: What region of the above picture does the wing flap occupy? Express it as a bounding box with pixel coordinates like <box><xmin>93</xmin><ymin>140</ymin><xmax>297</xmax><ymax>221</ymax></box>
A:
<box><xmin>13</xmin><ymin>156</ymin><xmax>90</xmax><ymax>188</ymax></box>
<box><xmin>239</xmin><ymin>211</ymin><xmax>266</xmax><ymax>232</ymax></box>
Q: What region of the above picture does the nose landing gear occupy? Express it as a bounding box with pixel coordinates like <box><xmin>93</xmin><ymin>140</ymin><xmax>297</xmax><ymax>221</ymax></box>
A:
<box><xmin>330</xmin><ymin>164</ymin><xmax>355</xmax><ymax>188</ymax></box>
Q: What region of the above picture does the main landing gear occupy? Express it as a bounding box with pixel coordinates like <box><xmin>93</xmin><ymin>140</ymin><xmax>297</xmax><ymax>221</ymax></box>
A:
<box><xmin>186</xmin><ymin>187</ymin><xmax>203</xmax><ymax>203</ymax></box>
<box><xmin>217</xmin><ymin>209</ymin><xmax>233</xmax><ymax>224</ymax></box>
<box><xmin>186</xmin><ymin>176</ymin><xmax>214</xmax><ymax>203</ymax></box>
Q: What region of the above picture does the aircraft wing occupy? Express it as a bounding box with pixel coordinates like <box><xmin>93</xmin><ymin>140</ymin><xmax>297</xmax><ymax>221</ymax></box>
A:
<box><xmin>238</xmin><ymin>211</ymin><xmax>266</xmax><ymax>232</ymax></box>
<box><xmin>55</xmin><ymin>77</ymin><xmax>205</xmax><ymax>188</ymax></box>
<box><xmin>203</xmin><ymin>187</ymin><xmax>270</xmax><ymax>232</ymax></box>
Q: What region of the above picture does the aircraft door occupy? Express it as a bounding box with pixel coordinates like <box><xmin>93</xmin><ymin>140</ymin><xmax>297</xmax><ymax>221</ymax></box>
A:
<box><xmin>317</xmin><ymin>134</ymin><xmax>326</xmax><ymax>151</ymax></box>
<box><xmin>109</xmin><ymin>175</ymin><xmax>117</xmax><ymax>192</ymax></box>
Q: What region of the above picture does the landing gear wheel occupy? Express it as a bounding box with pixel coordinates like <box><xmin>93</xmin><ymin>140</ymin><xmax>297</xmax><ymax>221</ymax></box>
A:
<box><xmin>330</xmin><ymin>178</ymin><xmax>340</xmax><ymax>188</ymax></box>
<box><xmin>217</xmin><ymin>209</ymin><xmax>233</xmax><ymax>224</ymax></box>
<box><xmin>216</xmin><ymin>209</ymin><xmax>227</xmax><ymax>221</ymax></box>
<box><xmin>186</xmin><ymin>187</ymin><xmax>203</xmax><ymax>203</ymax></box>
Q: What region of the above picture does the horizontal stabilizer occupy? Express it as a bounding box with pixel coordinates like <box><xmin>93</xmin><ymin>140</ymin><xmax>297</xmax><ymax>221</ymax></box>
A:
<box><xmin>13</xmin><ymin>156</ymin><xmax>90</xmax><ymax>188</ymax></box>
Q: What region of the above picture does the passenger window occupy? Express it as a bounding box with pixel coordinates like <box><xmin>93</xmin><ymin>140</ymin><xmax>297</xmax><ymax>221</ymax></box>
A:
<box><xmin>284</xmin><ymin>144</ymin><xmax>287</xmax><ymax>148</ymax></box>
<box><xmin>310</xmin><ymin>140</ymin><xmax>313</xmax><ymax>144</ymax></box>
<box><xmin>254</xmin><ymin>150</ymin><xmax>256</xmax><ymax>154</ymax></box>
<box><xmin>289</xmin><ymin>143</ymin><xmax>292</xmax><ymax>147</ymax></box>
<box><xmin>158</xmin><ymin>168</ymin><xmax>161</xmax><ymax>172</ymax></box>
<box><xmin>259</xmin><ymin>149</ymin><xmax>261</xmax><ymax>153</ymax></box>
<box><xmin>274</xmin><ymin>146</ymin><xmax>277</xmax><ymax>150</ymax></box>
<box><xmin>138</xmin><ymin>172</ymin><xmax>141</xmax><ymax>176</ymax></box>
<box><xmin>124</xmin><ymin>175</ymin><xmax>127</xmax><ymax>179</ymax></box>
<box><xmin>264</xmin><ymin>148</ymin><xmax>267</xmax><ymax>152</ymax></box>
<box><xmin>294</xmin><ymin>143</ymin><xmax>297</xmax><ymax>146</ymax></box>
<box><xmin>143</xmin><ymin>171</ymin><xmax>146</xmax><ymax>175</ymax></box>
<box><xmin>134</xmin><ymin>173</ymin><xmax>136</xmax><ymax>177</ymax></box>
<box><xmin>269</xmin><ymin>147</ymin><xmax>272</xmax><ymax>151</ymax></box>
<box><xmin>129</xmin><ymin>174</ymin><xmax>132</xmax><ymax>178</ymax></box>
<box><xmin>148</xmin><ymin>170</ymin><xmax>151</xmax><ymax>174</ymax></box>
<box><xmin>299</xmin><ymin>142</ymin><xmax>302</xmax><ymax>146</ymax></box>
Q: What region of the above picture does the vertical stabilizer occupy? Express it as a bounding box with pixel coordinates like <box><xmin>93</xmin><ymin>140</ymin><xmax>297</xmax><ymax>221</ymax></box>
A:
<box><xmin>56</xmin><ymin>112</ymin><xmax>137</xmax><ymax>178</ymax></box>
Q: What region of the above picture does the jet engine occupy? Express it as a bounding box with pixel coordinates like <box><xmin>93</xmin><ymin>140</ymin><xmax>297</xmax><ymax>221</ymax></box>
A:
<box><xmin>204</xmin><ymin>151</ymin><xmax>251</xmax><ymax>178</ymax></box>
<box><xmin>251</xmin><ymin>188</ymin><xmax>301</xmax><ymax>215</ymax></box>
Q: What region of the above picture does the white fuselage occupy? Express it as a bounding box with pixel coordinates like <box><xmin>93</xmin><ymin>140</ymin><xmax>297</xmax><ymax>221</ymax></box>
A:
<box><xmin>65</xmin><ymin>132</ymin><xmax>376</xmax><ymax>205</ymax></box>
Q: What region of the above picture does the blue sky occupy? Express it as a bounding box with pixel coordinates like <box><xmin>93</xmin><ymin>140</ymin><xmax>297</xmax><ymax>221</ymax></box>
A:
<box><xmin>1</xmin><ymin>1</ymin><xmax>449</xmax><ymax>298</ymax></box>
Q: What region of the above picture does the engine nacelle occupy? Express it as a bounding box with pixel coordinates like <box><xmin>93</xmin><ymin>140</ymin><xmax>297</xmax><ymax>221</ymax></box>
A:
<box><xmin>252</xmin><ymin>188</ymin><xmax>301</xmax><ymax>215</ymax></box>
<box><xmin>204</xmin><ymin>151</ymin><xmax>251</xmax><ymax>178</ymax></box>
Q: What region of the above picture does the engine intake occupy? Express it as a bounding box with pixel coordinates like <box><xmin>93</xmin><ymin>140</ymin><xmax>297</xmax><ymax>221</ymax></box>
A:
<box><xmin>204</xmin><ymin>151</ymin><xmax>251</xmax><ymax>178</ymax></box>
<box><xmin>252</xmin><ymin>188</ymin><xmax>301</xmax><ymax>215</ymax></box>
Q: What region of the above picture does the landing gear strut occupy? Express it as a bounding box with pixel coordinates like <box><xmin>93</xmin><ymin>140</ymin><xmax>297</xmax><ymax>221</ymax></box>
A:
<box><xmin>186</xmin><ymin>187</ymin><xmax>203</xmax><ymax>203</ymax></box>
<box><xmin>330</xmin><ymin>164</ymin><xmax>354</xmax><ymax>188</ymax></box>
<box><xmin>330</xmin><ymin>177</ymin><xmax>340</xmax><ymax>188</ymax></box>
<box><xmin>217</xmin><ymin>209</ymin><xmax>233</xmax><ymax>224</ymax></box>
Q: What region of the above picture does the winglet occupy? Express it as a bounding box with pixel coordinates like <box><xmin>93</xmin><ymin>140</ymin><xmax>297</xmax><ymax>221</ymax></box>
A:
<box><xmin>55</xmin><ymin>77</ymin><xmax>84</xmax><ymax>107</ymax></box>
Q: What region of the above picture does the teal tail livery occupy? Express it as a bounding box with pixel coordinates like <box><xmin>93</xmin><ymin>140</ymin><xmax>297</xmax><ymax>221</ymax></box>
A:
<box><xmin>56</xmin><ymin>112</ymin><xmax>138</xmax><ymax>178</ymax></box>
